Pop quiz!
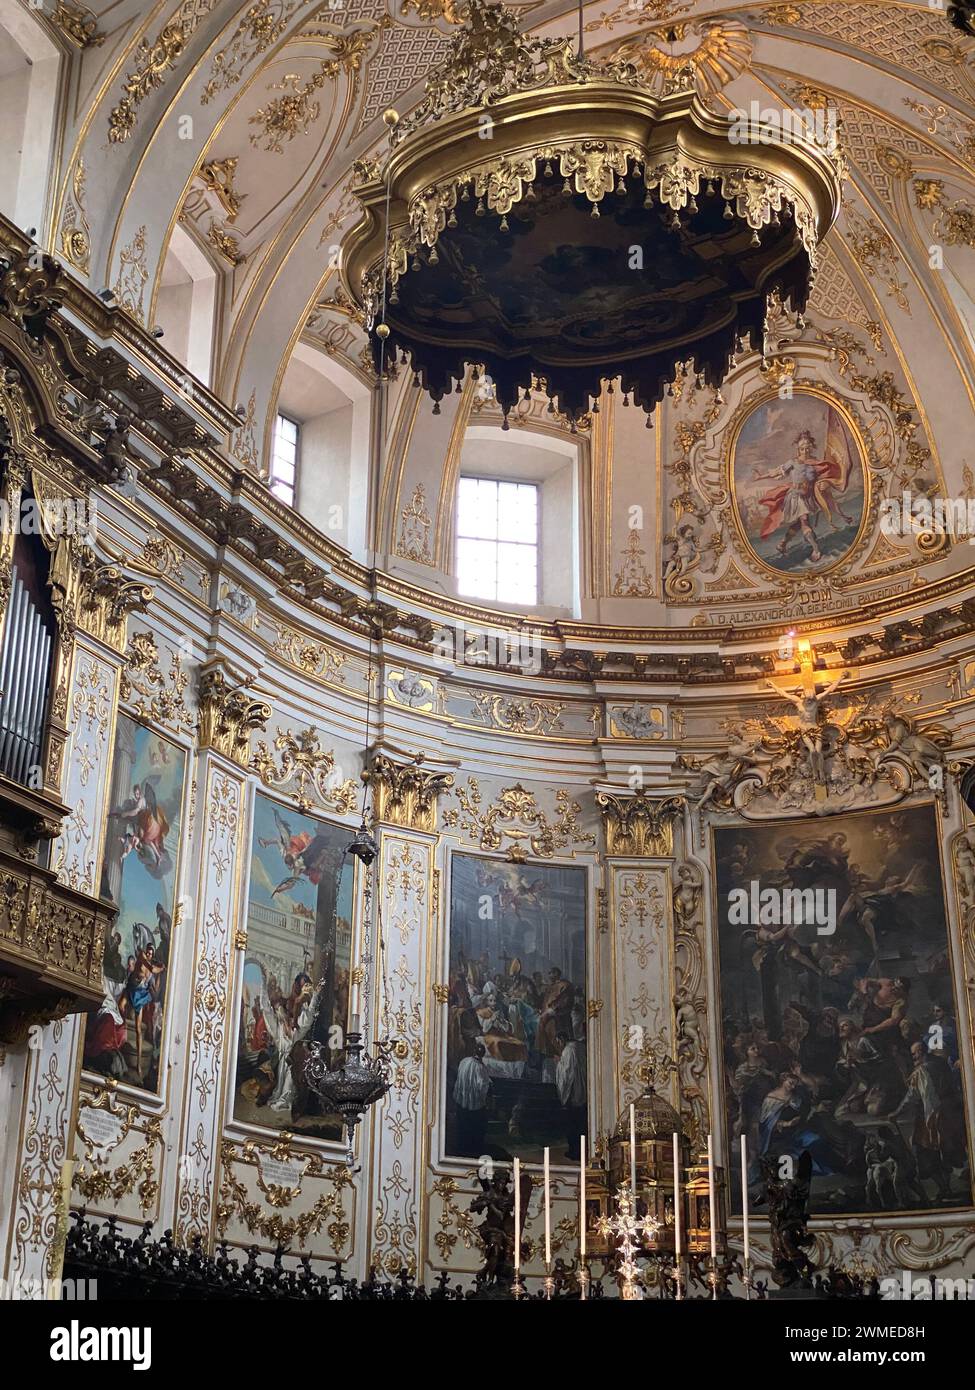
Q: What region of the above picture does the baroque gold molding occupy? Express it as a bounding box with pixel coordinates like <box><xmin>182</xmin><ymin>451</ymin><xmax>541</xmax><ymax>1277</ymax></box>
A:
<box><xmin>470</xmin><ymin>690</ymin><xmax>565</xmax><ymax>735</ymax></box>
<box><xmin>73</xmin><ymin>1088</ymin><xmax>162</xmax><ymax>1216</ymax></box>
<box><xmin>443</xmin><ymin>777</ymin><xmax>595</xmax><ymax>860</ymax></box>
<box><xmin>251</xmin><ymin>726</ymin><xmax>358</xmax><ymax>814</ymax></box>
<box><xmin>197</xmin><ymin>664</ymin><xmax>271</xmax><ymax>766</ymax></box>
<box><xmin>120</xmin><ymin>630</ymin><xmax>193</xmax><ymax>731</ymax></box>
<box><xmin>364</xmin><ymin>752</ymin><xmax>454</xmax><ymax>832</ymax></box>
<box><xmin>217</xmin><ymin>1136</ymin><xmax>354</xmax><ymax>1252</ymax></box>
<box><xmin>596</xmin><ymin>789</ymin><xmax>684</xmax><ymax>857</ymax></box>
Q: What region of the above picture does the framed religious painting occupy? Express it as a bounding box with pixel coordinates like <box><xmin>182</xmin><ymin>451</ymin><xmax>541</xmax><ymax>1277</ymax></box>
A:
<box><xmin>444</xmin><ymin>852</ymin><xmax>588</xmax><ymax>1164</ymax></box>
<box><xmin>714</xmin><ymin>804</ymin><xmax>972</xmax><ymax>1217</ymax></box>
<box><xmin>84</xmin><ymin>715</ymin><xmax>188</xmax><ymax>1093</ymax></box>
<box><xmin>232</xmin><ymin>792</ymin><xmax>354</xmax><ymax>1141</ymax></box>
<box><xmin>728</xmin><ymin>387</ymin><xmax>869</xmax><ymax>578</ymax></box>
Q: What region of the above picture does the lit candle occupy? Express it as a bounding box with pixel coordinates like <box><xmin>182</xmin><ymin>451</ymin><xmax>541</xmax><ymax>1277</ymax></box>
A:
<box><xmin>543</xmin><ymin>1147</ymin><xmax>551</xmax><ymax>1266</ymax></box>
<box><xmin>629</xmin><ymin>1102</ymin><xmax>637</xmax><ymax>1200</ymax></box>
<box><xmin>707</xmin><ymin>1132</ymin><xmax>718</xmax><ymax>1268</ymax></box>
<box><xmin>514</xmin><ymin>1158</ymin><xmax>521</xmax><ymax>1273</ymax></box>
<box><xmin>741</xmin><ymin>1133</ymin><xmax>750</xmax><ymax>1271</ymax></box>
<box><xmin>672</xmin><ymin>1131</ymin><xmax>682</xmax><ymax>1300</ymax></box>
<box><xmin>579</xmin><ymin>1135</ymin><xmax>586</xmax><ymax>1262</ymax></box>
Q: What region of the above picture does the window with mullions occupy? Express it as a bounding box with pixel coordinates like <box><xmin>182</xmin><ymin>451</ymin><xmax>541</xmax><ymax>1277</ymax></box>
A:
<box><xmin>270</xmin><ymin>413</ymin><xmax>299</xmax><ymax>507</ymax></box>
<box><xmin>456</xmin><ymin>476</ymin><xmax>538</xmax><ymax>606</ymax></box>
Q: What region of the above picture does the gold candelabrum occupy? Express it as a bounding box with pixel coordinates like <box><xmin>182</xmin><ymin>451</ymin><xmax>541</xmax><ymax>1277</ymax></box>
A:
<box><xmin>584</xmin><ymin>1088</ymin><xmax>727</xmax><ymax>1297</ymax></box>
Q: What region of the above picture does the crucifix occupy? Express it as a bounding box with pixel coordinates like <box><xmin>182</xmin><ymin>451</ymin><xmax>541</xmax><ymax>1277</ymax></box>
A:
<box><xmin>597</xmin><ymin>1188</ymin><xmax>661</xmax><ymax>1300</ymax></box>
<box><xmin>764</xmin><ymin>639</ymin><xmax>850</xmax><ymax>800</ymax></box>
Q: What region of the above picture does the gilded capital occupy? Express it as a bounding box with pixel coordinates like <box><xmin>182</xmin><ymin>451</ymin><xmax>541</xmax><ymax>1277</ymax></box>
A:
<box><xmin>363</xmin><ymin>752</ymin><xmax>454</xmax><ymax>832</ymax></box>
<box><xmin>76</xmin><ymin>552</ymin><xmax>154</xmax><ymax>654</ymax></box>
<box><xmin>596</xmin><ymin>789</ymin><xmax>684</xmax><ymax>857</ymax></box>
<box><xmin>197</xmin><ymin>663</ymin><xmax>271</xmax><ymax>766</ymax></box>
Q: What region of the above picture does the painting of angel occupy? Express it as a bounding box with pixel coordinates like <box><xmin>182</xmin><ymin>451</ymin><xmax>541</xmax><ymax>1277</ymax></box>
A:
<box><xmin>233</xmin><ymin>793</ymin><xmax>354</xmax><ymax>1140</ymax></box>
<box><xmin>84</xmin><ymin>716</ymin><xmax>186</xmax><ymax>1091</ymax></box>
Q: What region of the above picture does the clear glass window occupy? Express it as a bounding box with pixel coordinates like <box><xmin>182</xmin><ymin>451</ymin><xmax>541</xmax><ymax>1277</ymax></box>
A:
<box><xmin>456</xmin><ymin>477</ymin><xmax>538</xmax><ymax>605</ymax></box>
<box><xmin>271</xmin><ymin>414</ymin><xmax>299</xmax><ymax>507</ymax></box>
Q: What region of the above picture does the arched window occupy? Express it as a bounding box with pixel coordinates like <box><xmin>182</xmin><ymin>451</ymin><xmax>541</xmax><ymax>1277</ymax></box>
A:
<box><xmin>0</xmin><ymin>1</ymin><xmax>61</xmax><ymax>236</ymax></box>
<box><xmin>156</xmin><ymin>225</ymin><xmax>218</xmax><ymax>386</ymax></box>
<box><xmin>276</xmin><ymin>343</ymin><xmax>373</xmax><ymax>556</ymax></box>
<box><xmin>453</xmin><ymin>426</ymin><xmax>581</xmax><ymax>616</ymax></box>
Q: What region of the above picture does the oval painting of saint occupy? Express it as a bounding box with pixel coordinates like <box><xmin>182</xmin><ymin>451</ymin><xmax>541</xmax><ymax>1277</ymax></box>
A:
<box><xmin>730</xmin><ymin>392</ymin><xmax>867</xmax><ymax>575</ymax></box>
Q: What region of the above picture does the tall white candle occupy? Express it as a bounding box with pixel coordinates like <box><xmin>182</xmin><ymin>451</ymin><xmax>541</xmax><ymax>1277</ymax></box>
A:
<box><xmin>629</xmin><ymin>1102</ymin><xmax>637</xmax><ymax>1200</ymax></box>
<box><xmin>707</xmin><ymin>1132</ymin><xmax>718</xmax><ymax>1264</ymax></box>
<box><xmin>543</xmin><ymin>1147</ymin><xmax>551</xmax><ymax>1266</ymax></box>
<box><xmin>579</xmin><ymin>1135</ymin><xmax>586</xmax><ymax>1261</ymax></box>
<box><xmin>673</xmin><ymin>1130</ymin><xmax>682</xmax><ymax>1300</ymax></box>
<box><xmin>741</xmin><ymin>1133</ymin><xmax>750</xmax><ymax>1269</ymax></box>
<box><xmin>514</xmin><ymin>1158</ymin><xmax>521</xmax><ymax>1273</ymax></box>
<box><xmin>672</xmin><ymin>1131</ymin><xmax>681</xmax><ymax>1259</ymax></box>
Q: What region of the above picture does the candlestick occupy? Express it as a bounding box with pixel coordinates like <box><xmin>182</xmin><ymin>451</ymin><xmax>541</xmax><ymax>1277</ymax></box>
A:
<box><xmin>579</xmin><ymin>1135</ymin><xmax>586</xmax><ymax>1261</ymax></box>
<box><xmin>672</xmin><ymin>1130</ymin><xmax>682</xmax><ymax>1300</ymax></box>
<box><xmin>741</xmin><ymin>1133</ymin><xmax>750</xmax><ymax>1299</ymax></box>
<box><xmin>629</xmin><ymin>1102</ymin><xmax>637</xmax><ymax>1201</ymax></box>
<box><xmin>707</xmin><ymin>1132</ymin><xmax>718</xmax><ymax>1301</ymax></box>
<box><xmin>514</xmin><ymin>1157</ymin><xmax>521</xmax><ymax>1273</ymax></box>
<box><xmin>543</xmin><ymin>1147</ymin><xmax>551</xmax><ymax>1267</ymax></box>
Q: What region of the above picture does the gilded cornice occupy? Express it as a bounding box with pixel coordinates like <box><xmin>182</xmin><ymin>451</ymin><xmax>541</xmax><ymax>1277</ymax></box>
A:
<box><xmin>8</xmin><ymin>218</ymin><xmax>975</xmax><ymax>691</ymax></box>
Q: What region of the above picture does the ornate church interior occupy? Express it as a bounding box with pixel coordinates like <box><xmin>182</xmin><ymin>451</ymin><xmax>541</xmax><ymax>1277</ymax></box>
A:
<box><xmin>0</xmin><ymin>0</ymin><xmax>974</xmax><ymax>1348</ymax></box>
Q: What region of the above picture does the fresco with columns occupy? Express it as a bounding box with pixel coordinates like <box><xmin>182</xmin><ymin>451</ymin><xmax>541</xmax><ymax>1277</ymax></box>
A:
<box><xmin>0</xmin><ymin>0</ymin><xmax>973</xmax><ymax>1303</ymax></box>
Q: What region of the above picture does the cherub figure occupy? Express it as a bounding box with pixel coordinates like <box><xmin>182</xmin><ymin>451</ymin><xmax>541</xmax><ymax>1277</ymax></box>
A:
<box><xmin>662</xmin><ymin>521</ymin><xmax>721</xmax><ymax>596</ymax></box>
<box><xmin>884</xmin><ymin>713</ymin><xmax>945</xmax><ymax>779</ymax></box>
<box><xmin>672</xmin><ymin>864</ymin><xmax>701</xmax><ymax>936</ymax></box>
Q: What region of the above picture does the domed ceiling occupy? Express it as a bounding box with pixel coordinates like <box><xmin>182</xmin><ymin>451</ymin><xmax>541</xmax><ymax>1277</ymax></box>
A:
<box><xmin>28</xmin><ymin>0</ymin><xmax>975</xmax><ymax>634</ymax></box>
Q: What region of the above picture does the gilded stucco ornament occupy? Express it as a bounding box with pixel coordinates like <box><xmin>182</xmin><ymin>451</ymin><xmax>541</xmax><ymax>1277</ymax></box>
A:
<box><xmin>597</xmin><ymin>789</ymin><xmax>684</xmax><ymax>856</ymax></box>
<box><xmin>217</xmin><ymin>1136</ymin><xmax>354</xmax><ymax>1252</ymax></box>
<box><xmin>678</xmin><ymin>685</ymin><xmax>950</xmax><ymax>836</ymax></box>
<box><xmin>73</xmin><ymin>1089</ymin><xmax>162</xmax><ymax>1217</ymax></box>
<box><xmin>343</xmin><ymin>0</ymin><xmax>843</xmax><ymax>423</ymax></box>
<box><xmin>251</xmin><ymin>726</ymin><xmax>358</xmax><ymax>814</ymax></box>
<box><xmin>52</xmin><ymin>2</ymin><xmax>104</xmax><ymax>48</ymax></box>
<box><xmin>363</xmin><ymin>752</ymin><xmax>455</xmax><ymax>832</ymax></box>
<box><xmin>443</xmin><ymin>777</ymin><xmax>595</xmax><ymax>859</ymax></box>
<box><xmin>197</xmin><ymin>664</ymin><xmax>272</xmax><ymax>765</ymax></box>
<box><xmin>120</xmin><ymin>630</ymin><xmax>193</xmax><ymax>731</ymax></box>
<box><xmin>75</xmin><ymin>553</ymin><xmax>154</xmax><ymax>655</ymax></box>
<box><xmin>0</xmin><ymin>249</ymin><xmax>66</xmax><ymax>342</ymax></box>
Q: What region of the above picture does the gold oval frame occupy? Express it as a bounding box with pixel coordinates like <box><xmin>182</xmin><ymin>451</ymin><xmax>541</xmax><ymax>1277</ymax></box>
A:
<box><xmin>724</xmin><ymin>384</ymin><xmax>872</xmax><ymax>582</ymax></box>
